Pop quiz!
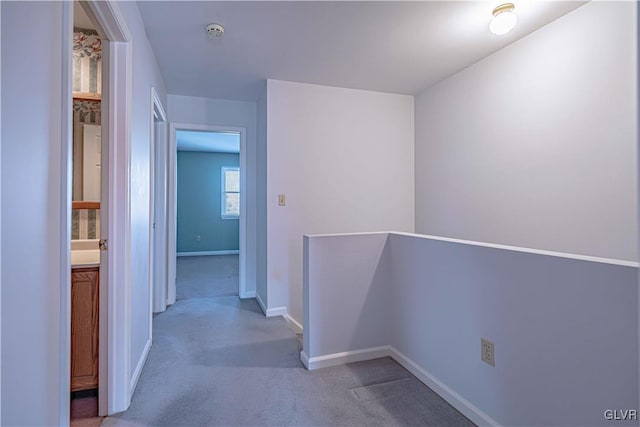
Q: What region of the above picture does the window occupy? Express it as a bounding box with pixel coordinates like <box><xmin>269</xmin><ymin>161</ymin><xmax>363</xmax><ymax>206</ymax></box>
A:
<box><xmin>221</xmin><ymin>167</ymin><xmax>240</xmax><ymax>218</ymax></box>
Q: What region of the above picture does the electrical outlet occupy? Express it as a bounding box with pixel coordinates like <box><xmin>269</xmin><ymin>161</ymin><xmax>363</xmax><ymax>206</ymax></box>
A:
<box><xmin>196</xmin><ymin>235</ymin><xmax>201</xmax><ymax>241</ymax></box>
<box><xmin>481</xmin><ymin>338</ymin><xmax>495</xmax><ymax>367</ymax></box>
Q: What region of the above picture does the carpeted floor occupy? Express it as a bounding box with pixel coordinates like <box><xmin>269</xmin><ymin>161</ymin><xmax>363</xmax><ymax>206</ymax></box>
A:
<box><xmin>176</xmin><ymin>255</ymin><xmax>239</xmax><ymax>299</ymax></box>
<box><xmin>103</xmin><ymin>256</ymin><xmax>474</xmax><ymax>426</ymax></box>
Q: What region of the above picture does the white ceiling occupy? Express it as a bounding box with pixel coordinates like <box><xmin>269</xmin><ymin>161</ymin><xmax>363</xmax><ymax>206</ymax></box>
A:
<box><xmin>177</xmin><ymin>130</ymin><xmax>240</xmax><ymax>153</ymax></box>
<box><xmin>138</xmin><ymin>1</ymin><xmax>586</xmax><ymax>101</ymax></box>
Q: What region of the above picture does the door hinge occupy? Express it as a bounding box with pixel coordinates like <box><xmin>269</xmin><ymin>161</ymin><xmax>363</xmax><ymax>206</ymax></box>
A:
<box><xmin>99</xmin><ymin>239</ymin><xmax>108</xmax><ymax>251</ymax></box>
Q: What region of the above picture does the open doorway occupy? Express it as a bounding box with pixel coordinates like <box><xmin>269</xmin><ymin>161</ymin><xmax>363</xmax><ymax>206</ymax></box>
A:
<box><xmin>175</xmin><ymin>130</ymin><xmax>241</xmax><ymax>300</ymax></box>
<box><xmin>62</xmin><ymin>1</ymin><xmax>133</xmax><ymax>424</ymax></box>
<box><xmin>69</xmin><ymin>3</ymin><xmax>103</xmax><ymax>425</ymax></box>
<box><xmin>167</xmin><ymin>124</ymin><xmax>248</xmax><ymax>307</ymax></box>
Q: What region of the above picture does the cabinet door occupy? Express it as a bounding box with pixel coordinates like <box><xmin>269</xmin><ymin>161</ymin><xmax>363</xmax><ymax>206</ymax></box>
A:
<box><xmin>71</xmin><ymin>268</ymin><xmax>99</xmax><ymax>391</ymax></box>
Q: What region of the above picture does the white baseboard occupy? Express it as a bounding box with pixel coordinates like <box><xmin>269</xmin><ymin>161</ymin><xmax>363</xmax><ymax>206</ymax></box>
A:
<box><xmin>302</xmin><ymin>344</ymin><xmax>499</xmax><ymax>426</ymax></box>
<box><xmin>255</xmin><ymin>293</ymin><xmax>267</xmax><ymax>315</ymax></box>
<box><xmin>266</xmin><ymin>306</ymin><xmax>287</xmax><ymax>317</ymax></box>
<box><xmin>177</xmin><ymin>250</ymin><xmax>239</xmax><ymax>257</ymax></box>
<box><xmin>305</xmin><ymin>345</ymin><xmax>392</xmax><ymax>370</ymax></box>
<box><xmin>389</xmin><ymin>347</ymin><xmax>499</xmax><ymax>427</ymax></box>
<box><xmin>300</xmin><ymin>350</ymin><xmax>310</xmax><ymax>369</ymax></box>
<box><xmin>239</xmin><ymin>290</ymin><xmax>255</xmax><ymax>299</ymax></box>
<box><xmin>129</xmin><ymin>338</ymin><xmax>152</xmax><ymax>398</ymax></box>
<box><xmin>284</xmin><ymin>314</ymin><xmax>303</xmax><ymax>334</ymax></box>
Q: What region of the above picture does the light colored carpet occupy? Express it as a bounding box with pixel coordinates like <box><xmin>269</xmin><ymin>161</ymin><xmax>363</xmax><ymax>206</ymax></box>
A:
<box><xmin>176</xmin><ymin>255</ymin><xmax>239</xmax><ymax>300</ymax></box>
<box><xmin>103</xmin><ymin>257</ymin><xmax>474</xmax><ymax>426</ymax></box>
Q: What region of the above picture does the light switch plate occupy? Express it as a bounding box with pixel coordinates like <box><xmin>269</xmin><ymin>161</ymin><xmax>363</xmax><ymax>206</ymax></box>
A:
<box><xmin>278</xmin><ymin>194</ymin><xmax>286</xmax><ymax>206</ymax></box>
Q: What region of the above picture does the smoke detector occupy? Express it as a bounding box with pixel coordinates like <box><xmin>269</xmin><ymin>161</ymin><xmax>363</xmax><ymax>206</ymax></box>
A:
<box><xmin>206</xmin><ymin>23</ymin><xmax>225</xmax><ymax>39</ymax></box>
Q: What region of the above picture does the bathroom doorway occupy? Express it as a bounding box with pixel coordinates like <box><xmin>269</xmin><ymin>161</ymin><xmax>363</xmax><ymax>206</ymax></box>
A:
<box><xmin>69</xmin><ymin>2</ymin><xmax>104</xmax><ymax>424</ymax></box>
<box><xmin>63</xmin><ymin>1</ymin><xmax>133</xmax><ymax>424</ymax></box>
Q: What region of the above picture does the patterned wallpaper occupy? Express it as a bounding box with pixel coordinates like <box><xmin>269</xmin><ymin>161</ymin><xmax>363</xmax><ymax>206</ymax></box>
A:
<box><xmin>72</xmin><ymin>29</ymin><xmax>102</xmax><ymax>240</ymax></box>
<box><xmin>72</xmin><ymin>209</ymin><xmax>100</xmax><ymax>240</ymax></box>
<box><xmin>73</xmin><ymin>28</ymin><xmax>102</xmax><ymax>94</ymax></box>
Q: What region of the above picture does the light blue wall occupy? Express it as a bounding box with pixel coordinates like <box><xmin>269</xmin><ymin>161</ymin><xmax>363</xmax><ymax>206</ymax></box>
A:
<box><xmin>177</xmin><ymin>151</ymin><xmax>239</xmax><ymax>252</ymax></box>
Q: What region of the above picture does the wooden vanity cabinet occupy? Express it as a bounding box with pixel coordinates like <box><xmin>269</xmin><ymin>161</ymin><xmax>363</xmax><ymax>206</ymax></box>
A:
<box><xmin>71</xmin><ymin>267</ymin><xmax>99</xmax><ymax>392</ymax></box>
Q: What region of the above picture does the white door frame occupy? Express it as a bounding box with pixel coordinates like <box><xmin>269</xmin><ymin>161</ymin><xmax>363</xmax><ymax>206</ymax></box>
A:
<box><xmin>151</xmin><ymin>90</ymin><xmax>168</xmax><ymax>313</ymax></box>
<box><xmin>66</xmin><ymin>0</ymin><xmax>133</xmax><ymax>419</ymax></box>
<box><xmin>59</xmin><ymin>3</ymin><xmax>73</xmax><ymax>424</ymax></box>
<box><xmin>167</xmin><ymin>123</ymin><xmax>248</xmax><ymax>304</ymax></box>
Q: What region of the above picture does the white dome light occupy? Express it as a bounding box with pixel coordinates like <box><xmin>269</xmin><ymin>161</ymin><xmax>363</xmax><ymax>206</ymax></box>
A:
<box><xmin>490</xmin><ymin>3</ymin><xmax>517</xmax><ymax>36</ymax></box>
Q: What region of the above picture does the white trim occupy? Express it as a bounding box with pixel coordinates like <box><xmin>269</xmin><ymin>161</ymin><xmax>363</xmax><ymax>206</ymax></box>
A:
<box><xmin>129</xmin><ymin>339</ymin><xmax>151</xmax><ymax>397</ymax></box>
<box><xmin>284</xmin><ymin>314</ymin><xmax>303</xmax><ymax>334</ymax></box>
<box><xmin>167</xmin><ymin>125</ymin><xmax>177</xmax><ymax>306</ymax></box>
<box><xmin>108</xmin><ymin>37</ymin><xmax>133</xmax><ymax>415</ymax></box>
<box><xmin>255</xmin><ymin>292</ymin><xmax>267</xmax><ymax>315</ymax></box>
<box><xmin>151</xmin><ymin>88</ymin><xmax>167</xmax><ymax>122</ymax></box>
<box><xmin>305</xmin><ymin>231</ymin><xmax>390</xmax><ymax>239</ymax></box>
<box><xmin>389</xmin><ymin>347</ymin><xmax>499</xmax><ymax>427</ymax></box>
<box><xmin>240</xmin><ymin>290</ymin><xmax>256</xmax><ymax>299</ymax></box>
<box><xmin>305</xmin><ymin>231</ymin><xmax>639</xmax><ymax>268</ymax></box>
<box><xmin>59</xmin><ymin>4</ymin><xmax>73</xmax><ymax>425</ymax></box>
<box><xmin>168</xmin><ymin>123</ymin><xmax>248</xmax><ymax>306</ymax></box>
<box><xmin>80</xmin><ymin>0</ymin><xmax>130</xmax><ymax>42</ymax></box>
<box><xmin>83</xmin><ymin>0</ymin><xmax>132</xmax><ymax>416</ymax></box>
<box><xmin>266</xmin><ymin>306</ymin><xmax>287</xmax><ymax>317</ymax></box>
<box><xmin>637</xmin><ymin>4</ymin><xmax>640</xmax><ymax>414</ymax></box>
<box><xmin>147</xmin><ymin>95</ymin><xmax>155</xmax><ymax>358</ymax></box>
<box><xmin>238</xmin><ymin>130</ymin><xmax>247</xmax><ymax>300</ymax></box>
<box><xmin>392</xmin><ymin>232</ymin><xmax>639</xmax><ymax>268</ymax></box>
<box><xmin>0</xmin><ymin>3</ymin><xmax>3</xmax><ymax>423</ymax></box>
<box><xmin>304</xmin><ymin>346</ymin><xmax>392</xmax><ymax>371</ymax></box>
<box><xmin>300</xmin><ymin>351</ymin><xmax>310</xmax><ymax>369</ymax></box>
<box><xmin>177</xmin><ymin>250</ymin><xmax>239</xmax><ymax>257</ymax></box>
<box><xmin>151</xmin><ymin>88</ymin><xmax>167</xmax><ymax>315</ymax></box>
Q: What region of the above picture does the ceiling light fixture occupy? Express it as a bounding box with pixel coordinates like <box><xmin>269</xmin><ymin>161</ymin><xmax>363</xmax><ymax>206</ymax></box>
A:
<box><xmin>206</xmin><ymin>23</ymin><xmax>225</xmax><ymax>39</ymax></box>
<box><xmin>489</xmin><ymin>3</ymin><xmax>517</xmax><ymax>36</ymax></box>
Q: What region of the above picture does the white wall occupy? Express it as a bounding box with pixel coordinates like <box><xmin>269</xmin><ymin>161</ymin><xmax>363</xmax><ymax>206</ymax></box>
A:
<box><xmin>266</xmin><ymin>79</ymin><xmax>414</xmax><ymax>324</ymax></box>
<box><xmin>168</xmin><ymin>94</ymin><xmax>258</xmax><ymax>296</ymax></box>
<box><xmin>118</xmin><ymin>1</ymin><xmax>168</xmax><ymax>392</ymax></box>
<box><xmin>415</xmin><ymin>1</ymin><xmax>638</xmax><ymax>262</ymax></box>
<box><xmin>1</xmin><ymin>2</ymin><xmax>167</xmax><ymax>423</ymax></box>
<box><xmin>303</xmin><ymin>233</ymin><xmax>390</xmax><ymax>359</ymax></box>
<box><xmin>0</xmin><ymin>3</ymin><xmax>3</xmax><ymax>423</ymax></box>
<box><xmin>303</xmin><ymin>232</ymin><xmax>639</xmax><ymax>426</ymax></box>
<box><xmin>1</xmin><ymin>3</ymin><xmax>67</xmax><ymax>424</ymax></box>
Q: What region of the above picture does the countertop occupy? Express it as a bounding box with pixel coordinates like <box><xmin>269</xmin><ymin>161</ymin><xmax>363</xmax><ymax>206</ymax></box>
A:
<box><xmin>71</xmin><ymin>249</ymin><xmax>100</xmax><ymax>268</ymax></box>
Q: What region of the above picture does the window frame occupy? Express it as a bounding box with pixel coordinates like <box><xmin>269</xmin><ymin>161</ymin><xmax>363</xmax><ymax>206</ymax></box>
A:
<box><xmin>221</xmin><ymin>166</ymin><xmax>240</xmax><ymax>219</ymax></box>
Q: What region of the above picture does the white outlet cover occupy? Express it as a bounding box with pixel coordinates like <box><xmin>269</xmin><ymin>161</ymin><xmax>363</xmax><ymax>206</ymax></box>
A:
<box><xmin>481</xmin><ymin>338</ymin><xmax>495</xmax><ymax>367</ymax></box>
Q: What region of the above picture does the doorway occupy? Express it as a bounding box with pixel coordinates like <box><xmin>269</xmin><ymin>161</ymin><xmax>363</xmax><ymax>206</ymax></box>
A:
<box><xmin>63</xmin><ymin>1</ymin><xmax>133</xmax><ymax>424</ymax></box>
<box><xmin>176</xmin><ymin>131</ymin><xmax>241</xmax><ymax>300</ymax></box>
<box><xmin>69</xmin><ymin>2</ymin><xmax>103</xmax><ymax>424</ymax></box>
<box><xmin>151</xmin><ymin>90</ymin><xmax>168</xmax><ymax>313</ymax></box>
<box><xmin>166</xmin><ymin>124</ymin><xmax>248</xmax><ymax>307</ymax></box>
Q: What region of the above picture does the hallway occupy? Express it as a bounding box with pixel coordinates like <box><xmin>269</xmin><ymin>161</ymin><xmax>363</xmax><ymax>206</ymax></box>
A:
<box><xmin>104</xmin><ymin>256</ymin><xmax>473</xmax><ymax>426</ymax></box>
